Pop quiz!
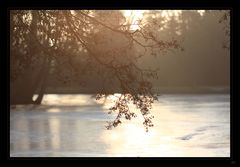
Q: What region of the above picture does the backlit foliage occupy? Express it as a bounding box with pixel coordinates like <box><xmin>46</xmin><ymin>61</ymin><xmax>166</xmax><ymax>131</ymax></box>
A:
<box><xmin>10</xmin><ymin>10</ymin><xmax>185</xmax><ymax>131</ymax></box>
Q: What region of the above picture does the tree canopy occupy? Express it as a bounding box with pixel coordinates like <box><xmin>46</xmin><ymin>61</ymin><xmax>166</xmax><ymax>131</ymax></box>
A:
<box><xmin>10</xmin><ymin>10</ymin><xmax>229</xmax><ymax>131</ymax></box>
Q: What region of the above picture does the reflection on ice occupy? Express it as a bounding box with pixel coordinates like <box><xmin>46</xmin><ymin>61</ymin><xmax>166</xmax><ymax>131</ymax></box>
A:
<box><xmin>10</xmin><ymin>94</ymin><xmax>230</xmax><ymax>157</ymax></box>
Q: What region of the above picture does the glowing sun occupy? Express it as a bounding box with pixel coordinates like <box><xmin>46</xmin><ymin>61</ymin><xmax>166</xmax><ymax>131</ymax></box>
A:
<box><xmin>122</xmin><ymin>10</ymin><xmax>146</xmax><ymax>31</ymax></box>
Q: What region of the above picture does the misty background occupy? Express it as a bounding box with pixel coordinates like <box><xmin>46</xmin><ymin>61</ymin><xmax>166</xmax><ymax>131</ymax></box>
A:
<box><xmin>11</xmin><ymin>10</ymin><xmax>230</xmax><ymax>95</ymax></box>
<box><xmin>49</xmin><ymin>11</ymin><xmax>230</xmax><ymax>93</ymax></box>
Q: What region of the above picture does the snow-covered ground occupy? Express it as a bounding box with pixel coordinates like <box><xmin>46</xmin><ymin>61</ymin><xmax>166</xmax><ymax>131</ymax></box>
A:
<box><xmin>10</xmin><ymin>94</ymin><xmax>230</xmax><ymax>157</ymax></box>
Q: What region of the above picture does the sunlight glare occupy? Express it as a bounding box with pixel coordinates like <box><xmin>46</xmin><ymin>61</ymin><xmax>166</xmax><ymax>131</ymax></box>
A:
<box><xmin>197</xmin><ymin>10</ymin><xmax>205</xmax><ymax>16</ymax></box>
<box><xmin>122</xmin><ymin>10</ymin><xmax>145</xmax><ymax>31</ymax></box>
<box><xmin>47</xmin><ymin>108</ymin><xmax>61</xmax><ymax>113</ymax></box>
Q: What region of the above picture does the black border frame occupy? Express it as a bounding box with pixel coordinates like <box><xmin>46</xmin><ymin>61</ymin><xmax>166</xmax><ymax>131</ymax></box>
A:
<box><xmin>1</xmin><ymin>0</ymin><xmax>239</xmax><ymax>164</ymax></box>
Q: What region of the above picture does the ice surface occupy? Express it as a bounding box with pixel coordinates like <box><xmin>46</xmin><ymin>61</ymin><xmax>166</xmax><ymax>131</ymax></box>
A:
<box><xmin>10</xmin><ymin>94</ymin><xmax>230</xmax><ymax>157</ymax></box>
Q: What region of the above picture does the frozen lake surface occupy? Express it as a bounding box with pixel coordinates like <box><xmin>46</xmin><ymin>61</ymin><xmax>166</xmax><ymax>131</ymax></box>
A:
<box><xmin>10</xmin><ymin>94</ymin><xmax>230</xmax><ymax>157</ymax></box>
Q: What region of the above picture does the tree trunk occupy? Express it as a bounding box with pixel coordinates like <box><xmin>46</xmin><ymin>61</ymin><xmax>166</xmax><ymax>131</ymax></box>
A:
<box><xmin>10</xmin><ymin>55</ymin><xmax>51</xmax><ymax>105</ymax></box>
<box><xmin>10</xmin><ymin>11</ymin><xmax>50</xmax><ymax>105</ymax></box>
<box><xmin>34</xmin><ymin>58</ymin><xmax>51</xmax><ymax>104</ymax></box>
